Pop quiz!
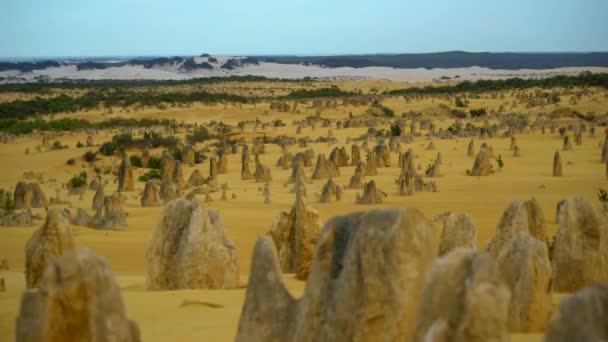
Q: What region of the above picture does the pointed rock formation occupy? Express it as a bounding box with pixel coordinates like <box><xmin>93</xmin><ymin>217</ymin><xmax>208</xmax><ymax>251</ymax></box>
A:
<box><xmin>217</xmin><ymin>150</ymin><xmax>228</xmax><ymax>174</ymax></box>
<box><xmin>160</xmin><ymin>150</ymin><xmax>176</xmax><ymax>182</ymax></box>
<box><xmin>92</xmin><ymin>186</ymin><xmax>105</xmax><ymax>211</ymax></box>
<box><xmin>510</xmin><ymin>136</ymin><xmax>517</xmax><ymax>151</ymax></box>
<box><xmin>91</xmin><ymin>194</ymin><xmax>128</xmax><ymax>230</ymax></box>
<box><xmin>523</xmin><ymin>197</ymin><xmax>550</xmax><ymax>247</ymax></box>
<box><xmin>485</xmin><ymin>201</ymin><xmax>530</xmax><ymax>258</ymax></box>
<box><xmin>182</xmin><ymin>144</ymin><xmax>196</xmax><ymax>166</ymax></box>
<box><xmin>328</xmin><ymin>146</ymin><xmax>349</xmax><ymax>167</ymax></box>
<box><xmin>553</xmin><ymin>151</ymin><xmax>563</xmax><ymax>176</ymax></box>
<box><xmin>25</xmin><ymin>208</ymin><xmax>75</xmax><ymax>288</ymax></box>
<box><xmin>14</xmin><ymin>182</ymin><xmax>48</xmax><ymax>210</ymax></box>
<box><xmin>311</xmin><ymin>153</ymin><xmax>339</xmax><ymax>180</ymax></box>
<box><xmin>414</xmin><ymin>249</ymin><xmax>510</xmax><ymax>342</ymax></box>
<box><xmin>513</xmin><ymin>145</ymin><xmax>521</xmax><ymax>157</ymax></box>
<box><xmin>356</xmin><ymin>180</ymin><xmax>386</xmax><ymax>205</ymax></box>
<box><xmin>208</xmin><ymin>156</ymin><xmax>218</xmax><ymax>183</ymax></box>
<box><xmin>467</xmin><ymin>139</ymin><xmax>475</xmax><ymax>157</ymax></box>
<box><xmin>241</xmin><ymin>145</ymin><xmax>254</xmax><ymax>180</ymax></box>
<box><xmin>141</xmin><ymin>148</ymin><xmax>150</xmax><ymax>168</ymax></box>
<box><xmin>318</xmin><ymin>178</ymin><xmax>342</xmax><ymax>203</ymax></box>
<box><xmin>254</xmin><ymin>164</ymin><xmax>272</xmax><ymax>182</ymax></box>
<box><xmin>146</xmin><ymin>197</ymin><xmax>239</xmax><ymax>289</ymax></box>
<box><xmin>551</xmin><ymin>196</ymin><xmax>608</xmax><ymax>292</ymax></box>
<box><xmin>117</xmin><ymin>158</ymin><xmax>135</xmax><ymax>192</ymax></box>
<box><xmin>347</xmin><ymin>160</ymin><xmax>366</xmax><ymax>189</ymax></box>
<box><xmin>601</xmin><ymin>136</ymin><xmax>608</xmax><ymax>163</ymax></box>
<box><xmin>374</xmin><ymin>143</ymin><xmax>391</xmax><ymax>167</ymax></box>
<box><xmin>268</xmin><ymin>190</ymin><xmax>321</xmax><ymax>278</ymax></box>
<box><xmin>563</xmin><ymin>135</ymin><xmax>572</xmax><ymax>151</ymax></box>
<box><xmin>16</xmin><ymin>248</ymin><xmax>141</xmax><ymax>342</ymax></box>
<box><xmin>350</xmin><ymin>144</ymin><xmax>361</xmax><ymax>166</ymax></box>
<box><xmin>141</xmin><ymin>180</ymin><xmax>162</xmax><ymax>207</ymax></box>
<box><xmin>160</xmin><ymin>180</ymin><xmax>181</xmax><ymax>204</ymax></box>
<box><xmin>470</xmin><ymin>150</ymin><xmax>492</xmax><ymax>176</ymax></box>
<box><xmin>543</xmin><ymin>284</ymin><xmax>608</xmax><ymax>341</ymax></box>
<box><xmin>438</xmin><ymin>212</ymin><xmax>477</xmax><ymax>256</ymax></box>
<box><xmin>496</xmin><ymin>232</ymin><xmax>552</xmax><ymax>332</ymax></box>
<box><xmin>365</xmin><ymin>151</ymin><xmax>378</xmax><ymax>176</ymax></box>
<box><xmin>399</xmin><ymin>173</ymin><xmax>415</xmax><ymax>196</ymax></box>
<box><xmin>187</xmin><ymin>169</ymin><xmax>205</xmax><ymax>187</ymax></box>
<box><xmin>237</xmin><ymin>207</ymin><xmax>437</xmax><ymax>341</ymax></box>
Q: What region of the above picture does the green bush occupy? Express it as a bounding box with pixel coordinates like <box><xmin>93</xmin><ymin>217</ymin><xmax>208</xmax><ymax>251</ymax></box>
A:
<box><xmin>99</xmin><ymin>142</ymin><xmax>116</xmax><ymax>156</ymax></box>
<box><xmin>186</xmin><ymin>126</ymin><xmax>212</xmax><ymax>145</ymax></box>
<box><xmin>83</xmin><ymin>150</ymin><xmax>97</xmax><ymax>162</ymax></box>
<box><xmin>147</xmin><ymin>156</ymin><xmax>162</xmax><ymax>169</ymax></box>
<box><xmin>66</xmin><ymin>158</ymin><xmax>76</xmax><ymax>165</ymax></box>
<box><xmin>390</xmin><ymin>123</ymin><xmax>401</xmax><ymax>137</ymax></box>
<box><xmin>455</xmin><ymin>96</ymin><xmax>467</xmax><ymax>107</ymax></box>
<box><xmin>470</xmin><ymin>108</ymin><xmax>487</xmax><ymax>117</ymax></box>
<box><xmin>138</xmin><ymin>169</ymin><xmax>160</xmax><ymax>182</ymax></box>
<box><xmin>130</xmin><ymin>154</ymin><xmax>142</xmax><ymax>167</ymax></box>
<box><xmin>69</xmin><ymin>171</ymin><xmax>88</xmax><ymax>188</ymax></box>
<box><xmin>171</xmin><ymin>147</ymin><xmax>182</xmax><ymax>161</ymax></box>
<box><xmin>3</xmin><ymin>191</ymin><xmax>15</xmax><ymax>212</ymax></box>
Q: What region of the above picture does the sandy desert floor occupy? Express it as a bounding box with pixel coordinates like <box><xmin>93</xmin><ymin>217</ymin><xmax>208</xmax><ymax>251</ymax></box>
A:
<box><xmin>0</xmin><ymin>82</ymin><xmax>606</xmax><ymax>341</ymax></box>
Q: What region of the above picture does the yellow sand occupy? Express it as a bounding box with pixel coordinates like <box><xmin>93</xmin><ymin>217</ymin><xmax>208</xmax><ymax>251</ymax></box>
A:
<box><xmin>0</xmin><ymin>82</ymin><xmax>605</xmax><ymax>341</ymax></box>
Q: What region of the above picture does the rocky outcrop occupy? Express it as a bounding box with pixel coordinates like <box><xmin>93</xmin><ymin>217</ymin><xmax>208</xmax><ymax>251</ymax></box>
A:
<box><xmin>467</xmin><ymin>139</ymin><xmax>475</xmax><ymax>157</ymax></box>
<box><xmin>365</xmin><ymin>151</ymin><xmax>377</xmax><ymax>176</ymax></box>
<box><xmin>496</xmin><ymin>232</ymin><xmax>552</xmax><ymax>332</ymax></box>
<box><xmin>254</xmin><ymin>164</ymin><xmax>272</xmax><ymax>182</ymax></box>
<box><xmin>551</xmin><ymin>196</ymin><xmax>608</xmax><ymax>292</ymax></box>
<box><xmin>146</xmin><ymin>197</ymin><xmax>239</xmax><ymax>289</ymax></box>
<box><xmin>217</xmin><ymin>150</ymin><xmax>228</xmax><ymax>174</ymax></box>
<box><xmin>351</xmin><ymin>144</ymin><xmax>361</xmax><ymax>166</ymax></box>
<box><xmin>356</xmin><ymin>180</ymin><xmax>386</xmax><ymax>205</ymax></box>
<box><xmin>14</xmin><ymin>182</ymin><xmax>48</xmax><ymax>210</ymax></box>
<box><xmin>374</xmin><ymin>143</ymin><xmax>391</xmax><ymax>167</ymax></box>
<box><xmin>117</xmin><ymin>158</ymin><xmax>135</xmax><ymax>192</ymax></box>
<box><xmin>160</xmin><ymin>150</ymin><xmax>176</xmax><ymax>182</ymax></box>
<box><xmin>553</xmin><ymin>151</ymin><xmax>563</xmax><ymax>176</ymax></box>
<box><xmin>182</xmin><ymin>144</ymin><xmax>196</xmax><ymax>166</ymax></box>
<box><xmin>0</xmin><ymin>208</ymin><xmax>33</xmax><ymax>226</ymax></box>
<box><xmin>312</xmin><ymin>153</ymin><xmax>339</xmax><ymax>180</ymax></box>
<box><xmin>237</xmin><ymin>207</ymin><xmax>438</xmax><ymax>341</ymax></box>
<box><xmin>329</xmin><ymin>146</ymin><xmax>349</xmax><ymax>167</ymax></box>
<box><xmin>268</xmin><ymin>190</ymin><xmax>321</xmax><ymax>279</ymax></box>
<box><xmin>543</xmin><ymin>284</ymin><xmax>608</xmax><ymax>341</ymax></box>
<box><xmin>523</xmin><ymin>197</ymin><xmax>550</xmax><ymax>247</ymax></box>
<box><xmin>347</xmin><ymin>160</ymin><xmax>366</xmax><ymax>189</ymax></box>
<box><xmin>141</xmin><ymin>180</ymin><xmax>162</xmax><ymax>207</ymax></box>
<box><xmin>25</xmin><ymin>208</ymin><xmax>75</xmax><ymax>288</ymax></box>
<box><xmin>91</xmin><ymin>194</ymin><xmax>128</xmax><ymax>230</ymax></box>
<box><xmin>318</xmin><ymin>178</ymin><xmax>342</xmax><ymax>203</ymax></box>
<box><xmin>160</xmin><ymin>180</ymin><xmax>181</xmax><ymax>204</ymax></box>
<box><xmin>187</xmin><ymin>169</ymin><xmax>205</xmax><ymax>187</ymax></box>
<box><xmin>16</xmin><ymin>248</ymin><xmax>141</xmax><ymax>342</ymax></box>
<box><xmin>414</xmin><ymin>249</ymin><xmax>511</xmax><ymax>342</ymax></box>
<box><xmin>241</xmin><ymin>145</ymin><xmax>254</xmax><ymax>180</ymax></box>
<box><xmin>470</xmin><ymin>149</ymin><xmax>492</xmax><ymax>176</ymax></box>
<box><xmin>141</xmin><ymin>148</ymin><xmax>150</xmax><ymax>168</ymax></box>
<box><xmin>438</xmin><ymin>212</ymin><xmax>477</xmax><ymax>256</ymax></box>
<box><xmin>486</xmin><ymin>201</ymin><xmax>530</xmax><ymax>258</ymax></box>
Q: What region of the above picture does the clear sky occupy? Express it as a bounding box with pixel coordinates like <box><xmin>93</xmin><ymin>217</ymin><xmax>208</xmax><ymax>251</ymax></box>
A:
<box><xmin>1</xmin><ymin>0</ymin><xmax>607</xmax><ymax>58</ymax></box>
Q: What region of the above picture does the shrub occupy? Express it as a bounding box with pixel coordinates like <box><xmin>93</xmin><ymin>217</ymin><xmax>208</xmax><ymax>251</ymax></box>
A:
<box><xmin>129</xmin><ymin>154</ymin><xmax>142</xmax><ymax>167</ymax></box>
<box><xmin>470</xmin><ymin>108</ymin><xmax>487</xmax><ymax>117</ymax></box>
<box><xmin>138</xmin><ymin>169</ymin><xmax>160</xmax><ymax>182</ymax></box>
<box><xmin>66</xmin><ymin>158</ymin><xmax>76</xmax><ymax>165</ymax></box>
<box><xmin>171</xmin><ymin>147</ymin><xmax>182</xmax><ymax>161</ymax></box>
<box><xmin>496</xmin><ymin>155</ymin><xmax>504</xmax><ymax>171</ymax></box>
<box><xmin>147</xmin><ymin>156</ymin><xmax>162</xmax><ymax>169</ymax></box>
<box><xmin>3</xmin><ymin>191</ymin><xmax>15</xmax><ymax>212</ymax></box>
<box><xmin>455</xmin><ymin>96</ymin><xmax>467</xmax><ymax>107</ymax></box>
<box><xmin>76</xmin><ymin>141</ymin><xmax>84</xmax><ymax>148</ymax></box>
<box><xmin>186</xmin><ymin>126</ymin><xmax>212</xmax><ymax>144</ymax></box>
<box><xmin>50</xmin><ymin>140</ymin><xmax>67</xmax><ymax>150</ymax></box>
<box><xmin>83</xmin><ymin>150</ymin><xmax>97</xmax><ymax>162</ymax></box>
<box><xmin>99</xmin><ymin>142</ymin><xmax>116</xmax><ymax>156</ymax></box>
<box><xmin>68</xmin><ymin>171</ymin><xmax>87</xmax><ymax>188</ymax></box>
<box><xmin>390</xmin><ymin>123</ymin><xmax>402</xmax><ymax>137</ymax></box>
<box><xmin>451</xmin><ymin>109</ymin><xmax>467</xmax><ymax>118</ymax></box>
<box><xmin>598</xmin><ymin>188</ymin><xmax>608</xmax><ymax>203</ymax></box>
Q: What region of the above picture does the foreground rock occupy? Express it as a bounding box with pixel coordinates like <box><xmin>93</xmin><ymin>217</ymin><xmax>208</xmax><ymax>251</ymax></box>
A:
<box><xmin>237</xmin><ymin>207</ymin><xmax>437</xmax><ymax>341</ymax></box>
<box><xmin>551</xmin><ymin>196</ymin><xmax>608</xmax><ymax>292</ymax></box>
<box><xmin>438</xmin><ymin>212</ymin><xmax>477</xmax><ymax>256</ymax></box>
<box><xmin>25</xmin><ymin>208</ymin><xmax>75</xmax><ymax>288</ymax></box>
<box><xmin>414</xmin><ymin>249</ymin><xmax>511</xmax><ymax>342</ymax></box>
<box><xmin>146</xmin><ymin>197</ymin><xmax>239</xmax><ymax>289</ymax></box>
<box><xmin>268</xmin><ymin>190</ymin><xmax>321</xmax><ymax>279</ymax></box>
<box><xmin>485</xmin><ymin>200</ymin><xmax>530</xmax><ymax>258</ymax></box>
<box><xmin>14</xmin><ymin>182</ymin><xmax>49</xmax><ymax>209</ymax></box>
<box><xmin>543</xmin><ymin>284</ymin><xmax>608</xmax><ymax>342</ymax></box>
<box><xmin>496</xmin><ymin>232</ymin><xmax>552</xmax><ymax>332</ymax></box>
<box><xmin>16</xmin><ymin>248</ymin><xmax>141</xmax><ymax>342</ymax></box>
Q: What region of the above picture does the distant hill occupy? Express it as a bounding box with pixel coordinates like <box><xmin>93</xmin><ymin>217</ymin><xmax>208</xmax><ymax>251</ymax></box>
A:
<box><xmin>257</xmin><ymin>51</ymin><xmax>608</xmax><ymax>70</ymax></box>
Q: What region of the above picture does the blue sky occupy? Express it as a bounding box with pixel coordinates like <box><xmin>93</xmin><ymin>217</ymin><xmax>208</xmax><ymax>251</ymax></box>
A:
<box><xmin>1</xmin><ymin>0</ymin><xmax>607</xmax><ymax>57</ymax></box>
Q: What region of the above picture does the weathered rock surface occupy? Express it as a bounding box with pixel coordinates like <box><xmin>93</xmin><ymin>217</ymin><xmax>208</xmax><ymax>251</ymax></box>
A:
<box><xmin>438</xmin><ymin>212</ymin><xmax>477</xmax><ymax>256</ymax></box>
<box><xmin>486</xmin><ymin>200</ymin><xmax>530</xmax><ymax>258</ymax></box>
<box><xmin>25</xmin><ymin>208</ymin><xmax>75</xmax><ymax>288</ymax></box>
<box><xmin>91</xmin><ymin>194</ymin><xmax>128</xmax><ymax>230</ymax></box>
<box><xmin>497</xmin><ymin>232</ymin><xmax>552</xmax><ymax>332</ymax></box>
<box><xmin>543</xmin><ymin>284</ymin><xmax>608</xmax><ymax>342</ymax></box>
<box><xmin>318</xmin><ymin>178</ymin><xmax>342</xmax><ymax>203</ymax></box>
<box><xmin>551</xmin><ymin>196</ymin><xmax>608</xmax><ymax>292</ymax></box>
<box><xmin>237</xmin><ymin>207</ymin><xmax>438</xmax><ymax>341</ymax></box>
<box><xmin>414</xmin><ymin>249</ymin><xmax>511</xmax><ymax>342</ymax></box>
<box><xmin>311</xmin><ymin>153</ymin><xmax>339</xmax><ymax>180</ymax></box>
<box><xmin>117</xmin><ymin>158</ymin><xmax>135</xmax><ymax>192</ymax></box>
<box><xmin>141</xmin><ymin>180</ymin><xmax>162</xmax><ymax>207</ymax></box>
<box><xmin>16</xmin><ymin>248</ymin><xmax>141</xmax><ymax>342</ymax></box>
<box><xmin>356</xmin><ymin>180</ymin><xmax>386</xmax><ymax>204</ymax></box>
<box><xmin>146</xmin><ymin>197</ymin><xmax>239</xmax><ymax>289</ymax></box>
<box><xmin>14</xmin><ymin>182</ymin><xmax>49</xmax><ymax>210</ymax></box>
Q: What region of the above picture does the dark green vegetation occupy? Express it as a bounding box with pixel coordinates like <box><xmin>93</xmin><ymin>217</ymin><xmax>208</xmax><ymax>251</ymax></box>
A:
<box><xmin>258</xmin><ymin>52</ymin><xmax>608</xmax><ymax>70</ymax></box>
<box><xmin>0</xmin><ymin>117</ymin><xmax>176</xmax><ymax>135</ymax></box>
<box><xmin>68</xmin><ymin>171</ymin><xmax>88</xmax><ymax>188</ymax></box>
<box><xmin>0</xmin><ymin>60</ymin><xmax>61</xmax><ymax>72</ymax></box>
<box><xmin>3</xmin><ymin>191</ymin><xmax>15</xmax><ymax>212</ymax></box>
<box><xmin>387</xmin><ymin>72</ymin><xmax>608</xmax><ymax>95</ymax></box>
<box><xmin>138</xmin><ymin>169</ymin><xmax>160</xmax><ymax>182</ymax></box>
